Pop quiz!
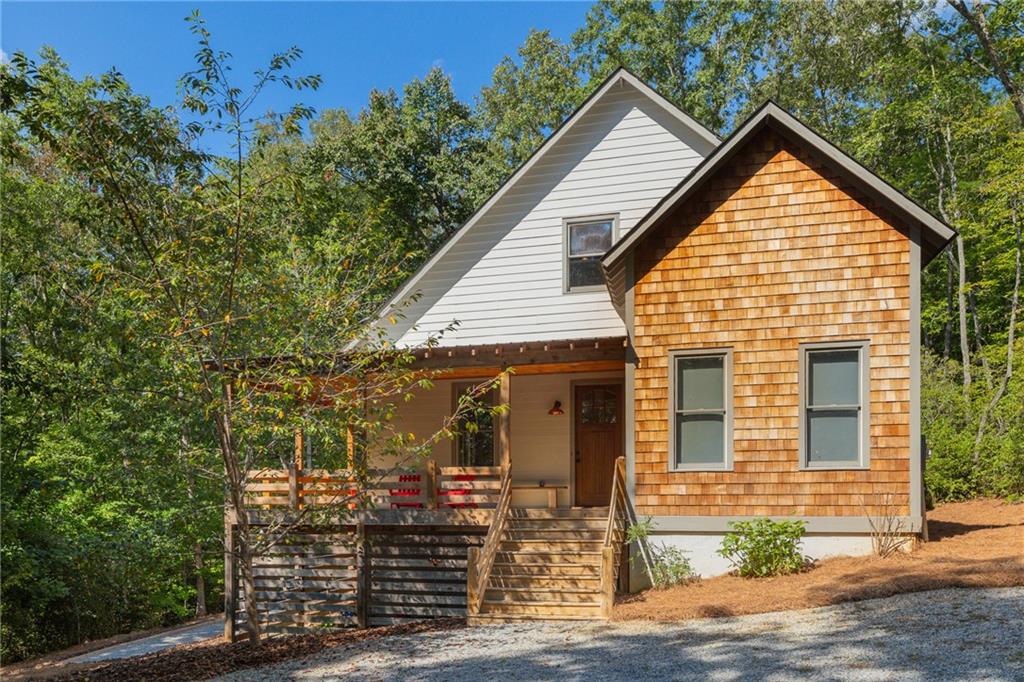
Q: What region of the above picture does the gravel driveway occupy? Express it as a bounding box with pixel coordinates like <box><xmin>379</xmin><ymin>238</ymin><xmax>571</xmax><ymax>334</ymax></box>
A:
<box><xmin>219</xmin><ymin>587</ymin><xmax>1024</xmax><ymax>681</ymax></box>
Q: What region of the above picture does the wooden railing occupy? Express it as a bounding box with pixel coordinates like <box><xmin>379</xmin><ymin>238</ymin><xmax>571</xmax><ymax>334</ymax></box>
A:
<box><xmin>465</xmin><ymin>462</ymin><xmax>512</xmax><ymax>616</ymax></box>
<box><xmin>600</xmin><ymin>456</ymin><xmax>631</xmax><ymax>617</ymax></box>
<box><xmin>243</xmin><ymin>464</ymin><xmax>503</xmax><ymax>511</ymax></box>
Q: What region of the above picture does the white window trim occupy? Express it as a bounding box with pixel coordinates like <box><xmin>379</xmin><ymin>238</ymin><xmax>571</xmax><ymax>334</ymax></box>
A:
<box><xmin>667</xmin><ymin>347</ymin><xmax>734</xmax><ymax>472</ymax></box>
<box><xmin>563</xmin><ymin>213</ymin><xmax>620</xmax><ymax>293</ymax></box>
<box><xmin>798</xmin><ymin>339</ymin><xmax>871</xmax><ymax>470</ymax></box>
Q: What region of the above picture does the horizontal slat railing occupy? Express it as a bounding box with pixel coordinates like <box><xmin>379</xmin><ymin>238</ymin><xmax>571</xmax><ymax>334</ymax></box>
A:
<box><xmin>243</xmin><ymin>464</ymin><xmax>504</xmax><ymax>511</ymax></box>
<box><xmin>437</xmin><ymin>466</ymin><xmax>502</xmax><ymax>508</ymax></box>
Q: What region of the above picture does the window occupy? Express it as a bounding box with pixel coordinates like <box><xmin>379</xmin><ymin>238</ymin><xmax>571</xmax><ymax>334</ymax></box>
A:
<box><xmin>800</xmin><ymin>341</ymin><xmax>869</xmax><ymax>469</ymax></box>
<box><xmin>579</xmin><ymin>387</ymin><xmax>618</xmax><ymax>425</ymax></box>
<box><xmin>669</xmin><ymin>350</ymin><xmax>732</xmax><ymax>470</ymax></box>
<box><xmin>565</xmin><ymin>216</ymin><xmax>617</xmax><ymax>291</ymax></box>
<box><xmin>452</xmin><ymin>383</ymin><xmax>497</xmax><ymax>467</ymax></box>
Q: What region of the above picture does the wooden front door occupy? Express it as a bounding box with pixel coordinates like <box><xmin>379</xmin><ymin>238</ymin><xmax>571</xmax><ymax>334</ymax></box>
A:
<box><xmin>574</xmin><ymin>383</ymin><xmax>623</xmax><ymax>507</ymax></box>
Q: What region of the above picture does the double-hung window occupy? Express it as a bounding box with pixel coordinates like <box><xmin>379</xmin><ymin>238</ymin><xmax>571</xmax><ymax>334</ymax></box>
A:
<box><xmin>800</xmin><ymin>341</ymin><xmax>870</xmax><ymax>469</ymax></box>
<box><xmin>669</xmin><ymin>349</ymin><xmax>733</xmax><ymax>471</ymax></box>
<box><xmin>452</xmin><ymin>383</ymin><xmax>497</xmax><ymax>467</ymax></box>
<box><xmin>565</xmin><ymin>216</ymin><xmax>617</xmax><ymax>291</ymax></box>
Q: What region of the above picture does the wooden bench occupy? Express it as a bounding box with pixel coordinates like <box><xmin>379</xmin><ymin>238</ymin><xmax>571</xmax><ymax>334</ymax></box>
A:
<box><xmin>511</xmin><ymin>484</ymin><xmax>568</xmax><ymax>509</ymax></box>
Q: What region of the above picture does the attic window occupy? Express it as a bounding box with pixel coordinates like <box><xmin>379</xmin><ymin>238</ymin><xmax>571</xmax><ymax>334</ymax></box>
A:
<box><xmin>565</xmin><ymin>216</ymin><xmax>617</xmax><ymax>292</ymax></box>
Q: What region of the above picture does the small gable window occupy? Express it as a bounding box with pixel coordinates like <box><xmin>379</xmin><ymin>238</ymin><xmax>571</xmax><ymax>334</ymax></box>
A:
<box><xmin>800</xmin><ymin>341</ymin><xmax>870</xmax><ymax>469</ymax></box>
<box><xmin>565</xmin><ymin>216</ymin><xmax>617</xmax><ymax>291</ymax></box>
<box><xmin>669</xmin><ymin>349</ymin><xmax>733</xmax><ymax>471</ymax></box>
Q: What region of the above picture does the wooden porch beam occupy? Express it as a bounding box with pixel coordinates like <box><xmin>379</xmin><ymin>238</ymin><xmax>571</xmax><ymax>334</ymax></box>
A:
<box><xmin>410</xmin><ymin>337</ymin><xmax>626</xmax><ymax>372</ymax></box>
<box><xmin>497</xmin><ymin>371</ymin><xmax>511</xmax><ymax>468</ymax></box>
<box><xmin>435</xmin><ymin>359</ymin><xmax>624</xmax><ymax>381</ymax></box>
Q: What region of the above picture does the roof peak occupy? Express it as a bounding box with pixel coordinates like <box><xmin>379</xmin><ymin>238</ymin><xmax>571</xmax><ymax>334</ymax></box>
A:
<box><xmin>604</xmin><ymin>99</ymin><xmax>955</xmax><ymax>272</ymax></box>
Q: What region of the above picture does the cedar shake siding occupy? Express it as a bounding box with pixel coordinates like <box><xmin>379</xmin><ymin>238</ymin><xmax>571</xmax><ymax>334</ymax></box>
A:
<box><xmin>632</xmin><ymin>128</ymin><xmax>912</xmax><ymax>519</ymax></box>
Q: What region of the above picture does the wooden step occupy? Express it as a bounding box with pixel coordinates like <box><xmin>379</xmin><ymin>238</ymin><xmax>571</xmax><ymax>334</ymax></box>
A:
<box><xmin>491</xmin><ymin>562</ymin><xmax>601</xmax><ymax>577</ymax></box>
<box><xmin>507</xmin><ymin>508</ymin><xmax>608</xmax><ymax>519</ymax></box>
<box><xmin>493</xmin><ymin>548</ymin><xmax>598</xmax><ymax>561</ymax></box>
<box><xmin>480</xmin><ymin>600</ymin><xmax>603</xmax><ymax>618</ymax></box>
<box><xmin>484</xmin><ymin>587</ymin><xmax>600</xmax><ymax>603</ymax></box>
<box><xmin>499</xmin><ymin>540</ymin><xmax>603</xmax><ymax>552</ymax></box>
<box><xmin>485</xmin><ymin>575</ymin><xmax>600</xmax><ymax>589</ymax></box>
<box><xmin>503</xmin><ymin>529</ymin><xmax>606</xmax><ymax>541</ymax></box>
<box><xmin>505</xmin><ymin>518</ymin><xmax>607</xmax><ymax>530</ymax></box>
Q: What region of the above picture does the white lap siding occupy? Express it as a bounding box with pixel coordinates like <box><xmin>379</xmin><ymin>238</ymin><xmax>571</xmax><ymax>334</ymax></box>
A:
<box><xmin>390</xmin><ymin>83</ymin><xmax>711</xmax><ymax>347</ymax></box>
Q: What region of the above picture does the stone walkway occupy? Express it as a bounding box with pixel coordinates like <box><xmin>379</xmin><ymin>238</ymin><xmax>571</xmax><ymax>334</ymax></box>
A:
<box><xmin>220</xmin><ymin>587</ymin><xmax>1024</xmax><ymax>681</ymax></box>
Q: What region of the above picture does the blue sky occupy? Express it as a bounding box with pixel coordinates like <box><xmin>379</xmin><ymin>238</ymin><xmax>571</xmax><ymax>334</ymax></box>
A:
<box><xmin>2</xmin><ymin>2</ymin><xmax>593</xmax><ymax>153</ymax></box>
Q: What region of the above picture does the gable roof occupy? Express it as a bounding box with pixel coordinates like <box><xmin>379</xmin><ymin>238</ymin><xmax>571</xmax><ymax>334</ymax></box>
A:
<box><xmin>375</xmin><ymin>67</ymin><xmax>721</xmax><ymax>334</ymax></box>
<box><xmin>603</xmin><ymin>101</ymin><xmax>956</xmax><ymax>287</ymax></box>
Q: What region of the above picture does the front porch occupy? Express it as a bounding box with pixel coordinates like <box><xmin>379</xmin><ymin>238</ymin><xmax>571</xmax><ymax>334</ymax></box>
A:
<box><xmin>396</xmin><ymin>335</ymin><xmax>630</xmax><ymax>510</ymax></box>
<box><xmin>225</xmin><ymin>337</ymin><xmax>639</xmax><ymax>639</ymax></box>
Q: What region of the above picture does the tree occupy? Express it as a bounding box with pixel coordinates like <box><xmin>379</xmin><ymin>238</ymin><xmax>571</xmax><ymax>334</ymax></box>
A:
<box><xmin>475</xmin><ymin>29</ymin><xmax>584</xmax><ymax>180</ymax></box>
<box><xmin>1</xmin><ymin>106</ymin><xmax>223</xmax><ymax>658</ymax></box>
<box><xmin>3</xmin><ymin>15</ymin><xmax>496</xmax><ymax>644</ymax></box>
<box><xmin>309</xmin><ymin>68</ymin><xmax>485</xmax><ymax>257</ymax></box>
<box><xmin>949</xmin><ymin>0</ymin><xmax>1024</xmax><ymax>127</ymax></box>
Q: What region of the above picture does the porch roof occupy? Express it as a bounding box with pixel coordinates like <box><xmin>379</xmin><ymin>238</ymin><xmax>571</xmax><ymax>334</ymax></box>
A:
<box><xmin>406</xmin><ymin>335</ymin><xmax>628</xmax><ymax>378</ymax></box>
<box><xmin>205</xmin><ymin>336</ymin><xmax>627</xmax><ymax>380</ymax></box>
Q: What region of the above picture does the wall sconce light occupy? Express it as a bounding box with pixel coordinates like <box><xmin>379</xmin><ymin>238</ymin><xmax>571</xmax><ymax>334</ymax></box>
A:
<box><xmin>548</xmin><ymin>400</ymin><xmax>564</xmax><ymax>416</ymax></box>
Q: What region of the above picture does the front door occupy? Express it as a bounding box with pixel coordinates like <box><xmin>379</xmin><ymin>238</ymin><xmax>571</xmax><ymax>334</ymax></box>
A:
<box><xmin>574</xmin><ymin>383</ymin><xmax>623</xmax><ymax>507</ymax></box>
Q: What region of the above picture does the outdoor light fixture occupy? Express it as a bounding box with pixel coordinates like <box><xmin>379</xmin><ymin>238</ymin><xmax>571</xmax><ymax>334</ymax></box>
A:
<box><xmin>548</xmin><ymin>400</ymin><xmax>564</xmax><ymax>416</ymax></box>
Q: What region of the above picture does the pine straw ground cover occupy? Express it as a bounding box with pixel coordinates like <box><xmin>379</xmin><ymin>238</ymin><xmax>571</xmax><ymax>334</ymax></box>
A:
<box><xmin>614</xmin><ymin>499</ymin><xmax>1024</xmax><ymax>621</ymax></box>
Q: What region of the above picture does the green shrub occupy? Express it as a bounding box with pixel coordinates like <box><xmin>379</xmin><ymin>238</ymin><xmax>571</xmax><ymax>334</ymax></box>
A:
<box><xmin>718</xmin><ymin>519</ymin><xmax>807</xmax><ymax>577</ymax></box>
<box><xmin>626</xmin><ymin>518</ymin><xmax>696</xmax><ymax>588</ymax></box>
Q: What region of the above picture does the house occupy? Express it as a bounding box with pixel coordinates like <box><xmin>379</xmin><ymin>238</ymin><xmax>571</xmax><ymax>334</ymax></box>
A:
<box><xmin>377</xmin><ymin>64</ymin><xmax>952</xmax><ymax>572</ymax></box>
<box><xmin>230</xmin><ymin>68</ymin><xmax>954</xmax><ymax>634</ymax></box>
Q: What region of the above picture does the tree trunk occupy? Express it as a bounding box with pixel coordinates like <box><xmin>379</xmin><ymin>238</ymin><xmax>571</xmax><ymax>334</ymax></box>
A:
<box><xmin>930</xmin><ymin>124</ymin><xmax>971</xmax><ymax>394</ymax></box>
<box><xmin>949</xmin><ymin>0</ymin><xmax>1024</xmax><ymax>127</ymax></box>
<box><xmin>215</xmin><ymin>388</ymin><xmax>262</xmax><ymax>643</ymax></box>
<box><xmin>945</xmin><ymin>250</ymin><xmax>954</xmax><ymax>358</ymax></box>
<box><xmin>972</xmin><ymin>209</ymin><xmax>1021</xmax><ymax>464</ymax></box>
<box><xmin>194</xmin><ymin>541</ymin><xmax>207</xmax><ymax>618</ymax></box>
<box><xmin>955</xmin><ymin>234</ymin><xmax>972</xmax><ymax>395</ymax></box>
<box><xmin>235</xmin><ymin>525</ymin><xmax>261</xmax><ymax>643</ymax></box>
<box><xmin>968</xmin><ymin>289</ymin><xmax>993</xmax><ymax>389</ymax></box>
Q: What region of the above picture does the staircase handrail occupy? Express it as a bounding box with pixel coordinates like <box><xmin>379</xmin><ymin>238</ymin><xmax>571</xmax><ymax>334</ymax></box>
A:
<box><xmin>468</xmin><ymin>461</ymin><xmax>512</xmax><ymax>615</ymax></box>
<box><xmin>603</xmin><ymin>457</ymin><xmax>655</xmax><ymax>585</ymax></box>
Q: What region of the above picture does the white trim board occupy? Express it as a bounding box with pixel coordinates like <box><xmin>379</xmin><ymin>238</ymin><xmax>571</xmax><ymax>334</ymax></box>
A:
<box><xmin>650</xmin><ymin>515</ymin><xmax>923</xmax><ymax>534</ymax></box>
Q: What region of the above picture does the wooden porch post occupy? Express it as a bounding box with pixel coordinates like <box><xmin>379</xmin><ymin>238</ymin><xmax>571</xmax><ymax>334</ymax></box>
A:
<box><xmin>346</xmin><ymin>425</ymin><xmax>355</xmax><ymax>465</ymax></box>
<box><xmin>497</xmin><ymin>371</ymin><xmax>511</xmax><ymax>467</ymax></box>
<box><xmin>426</xmin><ymin>460</ymin><xmax>438</xmax><ymax>510</ymax></box>
<box><xmin>294</xmin><ymin>428</ymin><xmax>304</xmax><ymax>471</ymax></box>
<box><xmin>289</xmin><ymin>429</ymin><xmax>303</xmax><ymax>511</ymax></box>
<box><xmin>356</xmin><ymin>521</ymin><xmax>370</xmax><ymax>628</ymax></box>
<box><xmin>466</xmin><ymin>546</ymin><xmax>480</xmax><ymax>617</ymax></box>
